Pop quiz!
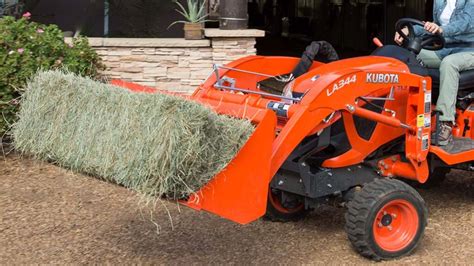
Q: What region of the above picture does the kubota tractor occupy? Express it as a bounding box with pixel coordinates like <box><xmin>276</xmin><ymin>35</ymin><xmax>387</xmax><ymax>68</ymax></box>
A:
<box><xmin>114</xmin><ymin>18</ymin><xmax>474</xmax><ymax>260</ymax></box>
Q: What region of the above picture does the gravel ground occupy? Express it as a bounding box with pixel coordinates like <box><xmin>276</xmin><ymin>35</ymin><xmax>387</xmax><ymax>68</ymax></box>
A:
<box><xmin>1</xmin><ymin>154</ymin><xmax>473</xmax><ymax>264</ymax></box>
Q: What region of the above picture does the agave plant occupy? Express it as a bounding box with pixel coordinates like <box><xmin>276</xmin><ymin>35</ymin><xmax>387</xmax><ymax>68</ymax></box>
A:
<box><xmin>169</xmin><ymin>0</ymin><xmax>209</xmax><ymax>28</ymax></box>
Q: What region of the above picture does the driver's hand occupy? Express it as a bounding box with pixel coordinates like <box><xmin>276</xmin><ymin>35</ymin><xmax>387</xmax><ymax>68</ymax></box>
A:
<box><xmin>424</xmin><ymin>21</ymin><xmax>443</xmax><ymax>34</ymax></box>
<box><xmin>394</xmin><ymin>27</ymin><xmax>409</xmax><ymax>45</ymax></box>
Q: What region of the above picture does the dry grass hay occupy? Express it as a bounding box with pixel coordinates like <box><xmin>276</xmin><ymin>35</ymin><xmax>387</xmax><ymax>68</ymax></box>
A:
<box><xmin>13</xmin><ymin>70</ymin><xmax>254</xmax><ymax>199</ymax></box>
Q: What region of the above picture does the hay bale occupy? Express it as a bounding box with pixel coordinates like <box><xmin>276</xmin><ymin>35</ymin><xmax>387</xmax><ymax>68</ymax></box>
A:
<box><xmin>13</xmin><ymin>70</ymin><xmax>254</xmax><ymax>199</ymax></box>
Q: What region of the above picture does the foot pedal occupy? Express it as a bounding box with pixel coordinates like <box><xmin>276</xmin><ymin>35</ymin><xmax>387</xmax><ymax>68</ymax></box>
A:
<box><xmin>440</xmin><ymin>137</ymin><xmax>474</xmax><ymax>154</ymax></box>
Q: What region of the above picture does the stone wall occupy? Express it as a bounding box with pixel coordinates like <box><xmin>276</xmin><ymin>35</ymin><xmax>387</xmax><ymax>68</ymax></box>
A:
<box><xmin>77</xmin><ymin>29</ymin><xmax>264</xmax><ymax>93</ymax></box>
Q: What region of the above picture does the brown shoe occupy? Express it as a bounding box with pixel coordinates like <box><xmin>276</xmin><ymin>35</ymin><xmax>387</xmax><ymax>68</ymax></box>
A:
<box><xmin>436</xmin><ymin>122</ymin><xmax>453</xmax><ymax>146</ymax></box>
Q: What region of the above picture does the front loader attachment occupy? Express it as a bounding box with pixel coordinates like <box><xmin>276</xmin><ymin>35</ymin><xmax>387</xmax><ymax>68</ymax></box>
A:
<box><xmin>113</xmin><ymin>79</ymin><xmax>278</xmax><ymax>224</ymax></box>
<box><xmin>184</xmin><ymin>110</ymin><xmax>276</xmax><ymax>224</ymax></box>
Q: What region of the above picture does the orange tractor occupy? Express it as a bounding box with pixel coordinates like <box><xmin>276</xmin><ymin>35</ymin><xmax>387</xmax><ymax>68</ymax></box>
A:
<box><xmin>114</xmin><ymin>18</ymin><xmax>474</xmax><ymax>260</ymax></box>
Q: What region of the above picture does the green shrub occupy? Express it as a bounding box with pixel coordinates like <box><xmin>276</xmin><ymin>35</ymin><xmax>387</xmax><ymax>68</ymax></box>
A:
<box><xmin>0</xmin><ymin>15</ymin><xmax>104</xmax><ymax>136</ymax></box>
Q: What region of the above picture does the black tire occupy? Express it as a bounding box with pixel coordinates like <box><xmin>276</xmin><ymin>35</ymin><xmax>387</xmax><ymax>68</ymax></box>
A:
<box><xmin>345</xmin><ymin>178</ymin><xmax>428</xmax><ymax>261</ymax></box>
<box><xmin>263</xmin><ymin>189</ymin><xmax>308</xmax><ymax>222</ymax></box>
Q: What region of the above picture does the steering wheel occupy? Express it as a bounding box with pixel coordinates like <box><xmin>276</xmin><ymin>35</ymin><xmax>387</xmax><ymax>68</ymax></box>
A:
<box><xmin>395</xmin><ymin>18</ymin><xmax>445</xmax><ymax>53</ymax></box>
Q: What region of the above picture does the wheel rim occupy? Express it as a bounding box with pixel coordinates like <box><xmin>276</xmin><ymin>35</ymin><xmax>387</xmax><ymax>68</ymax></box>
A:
<box><xmin>373</xmin><ymin>199</ymin><xmax>419</xmax><ymax>252</ymax></box>
<box><xmin>268</xmin><ymin>190</ymin><xmax>304</xmax><ymax>214</ymax></box>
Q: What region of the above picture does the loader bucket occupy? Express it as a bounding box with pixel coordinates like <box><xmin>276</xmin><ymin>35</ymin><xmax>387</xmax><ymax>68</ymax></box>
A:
<box><xmin>183</xmin><ymin>109</ymin><xmax>276</xmax><ymax>224</ymax></box>
<box><xmin>112</xmin><ymin>80</ymin><xmax>278</xmax><ymax>224</ymax></box>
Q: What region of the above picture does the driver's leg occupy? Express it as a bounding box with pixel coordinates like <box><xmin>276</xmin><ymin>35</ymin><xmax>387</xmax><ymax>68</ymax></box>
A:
<box><xmin>418</xmin><ymin>49</ymin><xmax>442</xmax><ymax>68</ymax></box>
<box><xmin>436</xmin><ymin>52</ymin><xmax>474</xmax><ymax>145</ymax></box>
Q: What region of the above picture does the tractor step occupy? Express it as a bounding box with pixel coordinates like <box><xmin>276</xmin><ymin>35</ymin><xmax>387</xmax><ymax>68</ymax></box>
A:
<box><xmin>440</xmin><ymin>137</ymin><xmax>474</xmax><ymax>154</ymax></box>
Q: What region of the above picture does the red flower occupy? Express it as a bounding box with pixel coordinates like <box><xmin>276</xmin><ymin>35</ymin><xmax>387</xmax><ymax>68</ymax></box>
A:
<box><xmin>22</xmin><ymin>12</ymin><xmax>31</xmax><ymax>19</ymax></box>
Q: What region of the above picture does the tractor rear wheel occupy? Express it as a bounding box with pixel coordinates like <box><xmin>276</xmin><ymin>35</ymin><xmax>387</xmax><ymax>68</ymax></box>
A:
<box><xmin>417</xmin><ymin>168</ymin><xmax>450</xmax><ymax>189</ymax></box>
<box><xmin>345</xmin><ymin>178</ymin><xmax>427</xmax><ymax>261</ymax></box>
<box><xmin>264</xmin><ymin>189</ymin><xmax>308</xmax><ymax>222</ymax></box>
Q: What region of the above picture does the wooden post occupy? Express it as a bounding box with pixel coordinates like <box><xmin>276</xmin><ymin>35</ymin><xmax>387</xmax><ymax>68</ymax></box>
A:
<box><xmin>219</xmin><ymin>0</ymin><xmax>248</xmax><ymax>29</ymax></box>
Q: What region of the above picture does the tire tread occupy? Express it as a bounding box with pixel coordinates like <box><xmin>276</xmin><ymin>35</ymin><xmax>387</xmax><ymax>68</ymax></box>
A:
<box><xmin>345</xmin><ymin>178</ymin><xmax>427</xmax><ymax>261</ymax></box>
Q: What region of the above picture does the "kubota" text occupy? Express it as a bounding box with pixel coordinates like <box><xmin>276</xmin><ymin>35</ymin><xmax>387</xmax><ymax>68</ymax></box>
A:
<box><xmin>366</xmin><ymin>73</ymin><xmax>399</xmax><ymax>84</ymax></box>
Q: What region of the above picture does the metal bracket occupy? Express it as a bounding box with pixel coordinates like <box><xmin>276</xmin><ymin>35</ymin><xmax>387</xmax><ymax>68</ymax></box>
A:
<box><xmin>272</xmin><ymin>164</ymin><xmax>378</xmax><ymax>199</ymax></box>
<box><xmin>209</xmin><ymin>64</ymin><xmax>302</xmax><ymax>102</ymax></box>
<box><xmin>214</xmin><ymin>84</ymin><xmax>302</xmax><ymax>102</ymax></box>
<box><xmin>357</xmin><ymin>86</ymin><xmax>398</xmax><ymax>117</ymax></box>
<box><xmin>360</xmin><ymin>86</ymin><xmax>396</xmax><ymax>101</ymax></box>
<box><xmin>216</xmin><ymin>76</ymin><xmax>236</xmax><ymax>89</ymax></box>
<box><xmin>217</xmin><ymin>65</ymin><xmax>294</xmax><ymax>83</ymax></box>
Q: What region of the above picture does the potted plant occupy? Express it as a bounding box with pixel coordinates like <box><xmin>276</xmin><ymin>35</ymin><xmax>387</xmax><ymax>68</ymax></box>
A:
<box><xmin>169</xmin><ymin>0</ymin><xmax>209</xmax><ymax>40</ymax></box>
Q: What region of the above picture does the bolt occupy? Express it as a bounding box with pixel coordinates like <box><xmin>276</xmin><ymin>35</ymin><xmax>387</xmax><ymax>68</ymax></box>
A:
<box><xmin>301</xmin><ymin>162</ymin><xmax>306</xmax><ymax>167</ymax></box>
<box><xmin>327</xmin><ymin>184</ymin><xmax>332</xmax><ymax>188</ymax></box>
<box><xmin>383</xmin><ymin>211</ymin><xmax>387</xmax><ymax>215</ymax></box>
<box><xmin>328</xmin><ymin>172</ymin><xmax>333</xmax><ymax>176</ymax></box>
<box><xmin>347</xmin><ymin>168</ymin><xmax>352</xmax><ymax>172</ymax></box>
<box><xmin>299</xmin><ymin>179</ymin><xmax>302</xmax><ymax>183</ymax></box>
<box><xmin>392</xmin><ymin>213</ymin><xmax>397</xmax><ymax>219</ymax></box>
<box><xmin>358</xmin><ymin>165</ymin><xmax>362</xmax><ymax>169</ymax></box>
<box><xmin>278</xmin><ymin>180</ymin><xmax>284</xmax><ymax>186</ymax></box>
<box><xmin>387</xmin><ymin>225</ymin><xmax>393</xmax><ymax>231</ymax></box>
<box><xmin>378</xmin><ymin>222</ymin><xmax>383</xmax><ymax>228</ymax></box>
<box><xmin>346</xmin><ymin>104</ymin><xmax>355</xmax><ymax>112</ymax></box>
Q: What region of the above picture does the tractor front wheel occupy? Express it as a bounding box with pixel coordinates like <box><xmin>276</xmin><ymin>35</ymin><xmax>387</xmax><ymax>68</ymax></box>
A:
<box><xmin>345</xmin><ymin>178</ymin><xmax>427</xmax><ymax>261</ymax></box>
